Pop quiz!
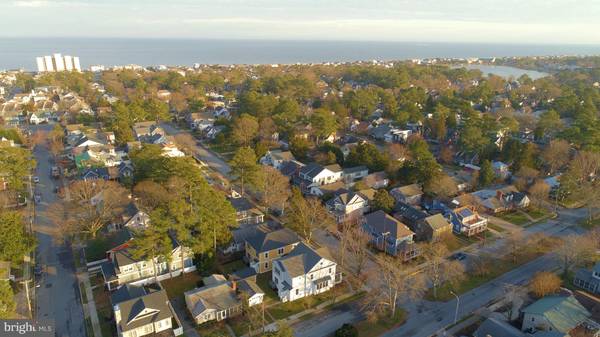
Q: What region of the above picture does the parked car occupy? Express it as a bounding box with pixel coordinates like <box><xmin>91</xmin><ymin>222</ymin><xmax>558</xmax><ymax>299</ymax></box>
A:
<box><xmin>34</xmin><ymin>194</ymin><xmax>41</xmax><ymax>204</ymax></box>
<box><xmin>451</xmin><ymin>252</ymin><xmax>467</xmax><ymax>261</ymax></box>
<box><xmin>33</xmin><ymin>176</ymin><xmax>40</xmax><ymax>183</ymax></box>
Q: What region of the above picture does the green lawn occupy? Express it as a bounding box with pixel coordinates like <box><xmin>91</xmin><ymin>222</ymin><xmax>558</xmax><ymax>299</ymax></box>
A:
<box><xmin>196</xmin><ymin>321</ymin><xmax>230</xmax><ymax>337</ymax></box>
<box><xmin>267</xmin><ymin>285</ymin><xmax>345</xmax><ymax>320</ymax></box>
<box><xmin>218</xmin><ymin>260</ymin><xmax>247</xmax><ymax>277</ymax></box>
<box><xmin>162</xmin><ymin>273</ymin><xmax>203</xmax><ymax>300</ymax></box>
<box><xmin>354</xmin><ymin>309</ymin><xmax>407</xmax><ymax>337</ymax></box>
<box><xmin>227</xmin><ymin>310</ymin><xmax>273</xmax><ymax>337</ymax></box>
<box><xmin>580</xmin><ymin>217</ymin><xmax>600</xmax><ymax>230</ymax></box>
<box><xmin>425</xmin><ymin>251</ymin><xmax>544</xmax><ymax>302</ymax></box>
<box><xmin>523</xmin><ymin>208</ymin><xmax>550</xmax><ymax>220</ymax></box>
<box><xmin>487</xmin><ymin>223</ymin><xmax>506</xmax><ymax>233</ymax></box>
<box><xmin>498</xmin><ymin>211</ymin><xmax>529</xmax><ymax>226</ymax></box>
<box><xmin>256</xmin><ymin>272</ymin><xmax>279</xmax><ymax>302</ymax></box>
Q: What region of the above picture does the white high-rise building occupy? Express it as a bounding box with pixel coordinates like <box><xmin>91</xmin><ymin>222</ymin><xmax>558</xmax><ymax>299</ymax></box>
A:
<box><xmin>36</xmin><ymin>53</ymin><xmax>82</xmax><ymax>73</ymax></box>
<box><xmin>53</xmin><ymin>53</ymin><xmax>65</xmax><ymax>71</ymax></box>
<box><xmin>63</xmin><ymin>55</ymin><xmax>73</xmax><ymax>71</ymax></box>
<box><xmin>36</xmin><ymin>57</ymin><xmax>46</xmax><ymax>72</ymax></box>
<box><xmin>73</xmin><ymin>57</ymin><xmax>81</xmax><ymax>72</ymax></box>
<box><xmin>43</xmin><ymin>55</ymin><xmax>54</xmax><ymax>72</ymax></box>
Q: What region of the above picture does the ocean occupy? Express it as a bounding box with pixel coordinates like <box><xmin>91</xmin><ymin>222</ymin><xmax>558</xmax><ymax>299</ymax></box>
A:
<box><xmin>2</xmin><ymin>38</ymin><xmax>600</xmax><ymax>71</ymax></box>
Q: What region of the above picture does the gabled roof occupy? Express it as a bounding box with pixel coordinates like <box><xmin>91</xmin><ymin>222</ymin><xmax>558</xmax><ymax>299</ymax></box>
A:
<box><xmin>185</xmin><ymin>277</ymin><xmax>240</xmax><ymax>318</ymax></box>
<box><xmin>392</xmin><ymin>184</ymin><xmax>423</xmax><ymax>198</ymax></box>
<box><xmin>423</xmin><ymin>214</ymin><xmax>451</xmax><ymax>231</ymax></box>
<box><xmin>364</xmin><ymin>210</ymin><xmax>414</xmax><ymax>240</ymax></box>
<box><xmin>522</xmin><ymin>295</ymin><xmax>591</xmax><ymax>333</ymax></box>
<box><xmin>274</xmin><ymin>242</ymin><xmax>333</xmax><ymax>278</ymax></box>
<box><xmin>113</xmin><ymin>285</ymin><xmax>173</xmax><ymax>333</ymax></box>
<box><xmin>268</xmin><ymin>150</ymin><xmax>295</xmax><ymax>162</ymax></box>
<box><xmin>245</xmin><ymin>225</ymin><xmax>300</xmax><ymax>253</ymax></box>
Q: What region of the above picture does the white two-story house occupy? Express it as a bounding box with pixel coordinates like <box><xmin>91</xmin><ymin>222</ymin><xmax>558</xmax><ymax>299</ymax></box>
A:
<box><xmin>101</xmin><ymin>236</ymin><xmax>195</xmax><ymax>291</ymax></box>
<box><xmin>297</xmin><ymin>163</ymin><xmax>343</xmax><ymax>195</ymax></box>
<box><xmin>272</xmin><ymin>242</ymin><xmax>340</xmax><ymax>302</ymax></box>
<box><xmin>326</xmin><ymin>191</ymin><xmax>369</xmax><ymax>223</ymax></box>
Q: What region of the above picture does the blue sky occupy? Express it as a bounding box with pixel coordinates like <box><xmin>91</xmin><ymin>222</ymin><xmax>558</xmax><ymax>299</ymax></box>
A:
<box><xmin>2</xmin><ymin>0</ymin><xmax>600</xmax><ymax>44</ymax></box>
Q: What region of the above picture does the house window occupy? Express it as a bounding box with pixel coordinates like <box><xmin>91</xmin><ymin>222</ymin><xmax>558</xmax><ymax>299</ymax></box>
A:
<box><xmin>328</xmin><ymin>268</ymin><xmax>332</xmax><ymax>274</ymax></box>
<box><xmin>264</xmin><ymin>252</ymin><xmax>269</xmax><ymax>258</ymax></box>
<box><xmin>296</xmin><ymin>289</ymin><xmax>299</xmax><ymax>295</ymax></box>
<box><xmin>274</xmin><ymin>277</ymin><xmax>278</xmax><ymax>284</ymax></box>
<box><xmin>278</xmin><ymin>248</ymin><xmax>284</xmax><ymax>255</ymax></box>
<box><xmin>264</xmin><ymin>262</ymin><xmax>269</xmax><ymax>270</ymax></box>
<box><xmin>310</xmin><ymin>274</ymin><xmax>313</xmax><ymax>280</ymax></box>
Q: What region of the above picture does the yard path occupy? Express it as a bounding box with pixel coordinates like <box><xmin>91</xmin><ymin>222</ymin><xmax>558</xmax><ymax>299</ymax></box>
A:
<box><xmin>80</xmin><ymin>271</ymin><xmax>102</xmax><ymax>337</ymax></box>
<box><xmin>170</xmin><ymin>297</ymin><xmax>201</xmax><ymax>337</ymax></box>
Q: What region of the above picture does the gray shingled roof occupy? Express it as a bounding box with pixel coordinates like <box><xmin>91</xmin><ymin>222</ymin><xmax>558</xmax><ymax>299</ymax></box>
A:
<box><xmin>365</xmin><ymin>210</ymin><xmax>414</xmax><ymax>240</ymax></box>
<box><xmin>246</xmin><ymin>225</ymin><xmax>300</xmax><ymax>253</ymax></box>
<box><xmin>274</xmin><ymin>242</ymin><xmax>332</xmax><ymax>278</ymax></box>
<box><xmin>114</xmin><ymin>286</ymin><xmax>173</xmax><ymax>333</ymax></box>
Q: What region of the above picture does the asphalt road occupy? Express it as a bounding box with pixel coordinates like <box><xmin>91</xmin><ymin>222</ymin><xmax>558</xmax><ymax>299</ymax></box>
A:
<box><xmin>160</xmin><ymin>122</ymin><xmax>232</xmax><ymax>177</ymax></box>
<box><xmin>30</xmin><ymin>124</ymin><xmax>85</xmax><ymax>337</ymax></box>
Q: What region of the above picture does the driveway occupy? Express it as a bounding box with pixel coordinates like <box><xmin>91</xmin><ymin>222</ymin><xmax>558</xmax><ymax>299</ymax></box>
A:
<box><xmin>29</xmin><ymin>124</ymin><xmax>85</xmax><ymax>337</ymax></box>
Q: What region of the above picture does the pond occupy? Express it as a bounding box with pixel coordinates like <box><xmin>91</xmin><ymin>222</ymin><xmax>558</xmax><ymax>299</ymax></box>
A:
<box><xmin>458</xmin><ymin>64</ymin><xmax>549</xmax><ymax>80</ymax></box>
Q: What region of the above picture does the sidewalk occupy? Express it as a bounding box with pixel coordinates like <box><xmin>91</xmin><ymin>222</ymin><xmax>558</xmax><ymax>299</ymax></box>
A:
<box><xmin>240</xmin><ymin>291</ymin><xmax>360</xmax><ymax>337</ymax></box>
<box><xmin>79</xmin><ymin>271</ymin><xmax>102</xmax><ymax>337</ymax></box>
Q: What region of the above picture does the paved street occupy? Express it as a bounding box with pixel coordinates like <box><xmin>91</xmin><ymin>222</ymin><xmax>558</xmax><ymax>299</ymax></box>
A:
<box><xmin>30</xmin><ymin>124</ymin><xmax>85</xmax><ymax>337</ymax></box>
<box><xmin>160</xmin><ymin>122</ymin><xmax>232</xmax><ymax>177</ymax></box>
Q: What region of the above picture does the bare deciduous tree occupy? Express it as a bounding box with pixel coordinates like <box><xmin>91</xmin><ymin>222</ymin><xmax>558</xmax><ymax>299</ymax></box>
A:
<box><xmin>257</xmin><ymin>166</ymin><xmax>291</xmax><ymax>214</ymax></box>
<box><xmin>528</xmin><ymin>180</ymin><xmax>550</xmax><ymax>209</ymax></box>
<box><xmin>422</xmin><ymin>243</ymin><xmax>465</xmax><ymax>300</ymax></box>
<box><xmin>362</xmin><ymin>254</ymin><xmax>425</xmax><ymax>319</ymax></box>
<box><xmin>64</xmin><ymin>180</ymin><xmax>130</xmax><ymax>238</ymax></box>
<box><xmin>173</xmin><ymin>133</ymin><xmax>197</xmax><ymax>155</ymax></box>
<box><xmin>346</xmin><ymin>224</ymin><xmax>371</xmax><ymax>278</ymax></box>
<box><xmin>556</xmin><ymin>234</ymin><xmax>597</xmax><ymax>274</ymax></box>
<box><xmin>541</xmin><ymin>139</ymin><xmax>570</xmax><ymax>174</ymax></box>
<box><xmin>529</xmin><ymin>271</ymin><xmax>561</xmax><ymax>298</ymax></box>
<box><xmin>285</xmin><ymin>189</ymin><xmax>333</xmax><ymax>244</ymax></box>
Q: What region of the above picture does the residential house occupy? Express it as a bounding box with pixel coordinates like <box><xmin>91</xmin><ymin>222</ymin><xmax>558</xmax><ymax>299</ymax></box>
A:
<box><xmin>492</xmin><ymin>161</ymin><xmax>511</xmax><ymax>179</ymax></box>
<box><xmin>326</xmin><ymin>190</ymin><xmax>369</xmax><ymax>223</ymax></box>
<box><xmin>309</xmin><ymin>181</ymin><xmax>347</xmax><ymax>197</ymax></box>
<box><xmin>272</xmin><ymin>242</ymin><xmax>340</xmax><ymax>302</ymax></box>
<box><xmin>101</xmin><ymin>234</ymin><xmax>195</xmax><ymax>291</ymax></box>
<box><xmin>574</xmin><ymin>262</ymin><xmax>600</xmax><ymax>295</ymax></box>
<box><xmin>185</xmin><ymin>275</ymin><xmax>241</xmax><ymax>325</ymax></box>
<box><xmin>260</xmin><ymin>150</ymin><xmax>296</xmax><ymax>170</ymax></box>
<box><xmin>467</xmin><ymin>185</ymin><xmax>531</xmax><ymax>214</ymax></box>
<box><xmin>184</xmin><ymin>274</ymin><xmax>263</xmax><ymax>325</ymax></box>
<box><xmin>384</xmin><ymin>128</ymin><xmax>412</xmax><ymax>143</ymax></box>
<box><xmin>447</xmin><ymin>206</ymin><xmax>488</xmax><ymax>237</ymax></box>
<box><xmin>363</xmin><ymin>210</ymin><xmax>417</xmax><ymax>260</ymax></box>
<box><xmin>108</xmin><ymin>203</ymin><xmax>150</xmax><ymax>232</ymax></box>
<box><xmin>28</xmin><ymin>111</ymin><xmax>49</xmax><ymax>124</ymax></box>
<box><xmin>342</xmin><ymin>166</ymin><xmax>369</xmax><ymax>183</ymax></box>
<box><xmin>521</xmin><ymin>295</ymin><xmax>593</xmax><ymax>335</ymax></box>
<box><xmin>393</xmin><ymin>201</ymin><xmax>428</xmax><ymax>230</ymax></box>
<box><xmin>245</xmin><ymin>225</ymin><xmax>300</xmax><ymax>273</ymax></box>
<box><xmin>111</xmin><ymin>283</ymin><xmax>183</xmax><ymax>337</ymax></box>
<box><xmin>362</xmin><ymin>171</ymin><xmax>389</xmax><ymax>189</ymax></box>
<box><xmin>297</xmin><ymin>163</ymin><xmax>343</xmax><ymax>194</ymax></box>
<box><xmin>390</xmin><ymin>184</ymin><xmax>424</xmax><ymax>205</ymax></box>
<box><xmin>418</xmin><ymin>214</ymin><xmax>452</xmax><ymax>242</ymax></box>
<box><xmin>229</xmin><ymin>196</ymin><xmax>265</xmax><ymax>226</ymax></box>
